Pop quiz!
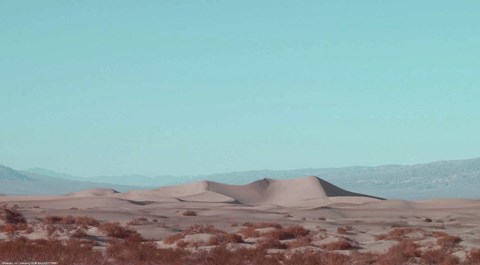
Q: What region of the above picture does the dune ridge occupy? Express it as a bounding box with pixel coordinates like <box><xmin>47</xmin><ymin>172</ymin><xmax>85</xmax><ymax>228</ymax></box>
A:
<box><xmin>146</xmin><ymin>176</ymin><xmax>383</xmax><ymax>206</ymax></box>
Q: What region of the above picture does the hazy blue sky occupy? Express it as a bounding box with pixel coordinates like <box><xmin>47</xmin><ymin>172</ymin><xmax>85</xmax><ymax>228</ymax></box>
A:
<box><xmin>1</xmin><ymin>1</ymin><xmax>479</xmax><ymax>176</ymax></box>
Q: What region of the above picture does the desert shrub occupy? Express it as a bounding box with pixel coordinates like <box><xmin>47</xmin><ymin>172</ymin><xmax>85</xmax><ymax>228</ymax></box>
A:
<box><xmin>238</xmin><ymin>226</ymin><xmax>260</xmax><ymax>238</ymax></box>
<box><xmin>337</xmin><ymin>225</ymin><xmax>353</xmax><ymax>235</ymax></box>
<box><xmin>257</xmin><ymin>238</ymin><xmax>287</xmax><ymax>249</ymax></box>
<box><xmin>164</xmin><ymin>233</ymin><xmax>184</xmax><ymax>244</ymax></box>
<box><xmin>376</xmin><ymin>240</ymin><xmax>419</xmax><ymax>265</ymax></box>
<box><xmin>285</xmin><ymin>250</ymin><xmax>350</xmax><ymax>265</ymax></box>
<box><xmin>187</xmin><ymin>246</ymin><xmax>283</xmax><ymax>265</ymax></box>
<box><xmin>176</xmin><ymin>240</ymin><xmax>188</xmax><ymax>248</ymax></box>
<box><xmin>466</xmin><ymin>248</ymin><xmax>480</xmax><ymax>264</ymax></box>
<box><xmin>287</xmin><ymin>236</ymin><xmax>311</xmax><ymax>249</ymax></box>
<box><xmin>44</xmin><ymin>215</ymin><xmax>99</xmax><ymax>228</ymax></box>
<box><xmin>420</xmin><ymin>248</ymin><xmax>459</xmax><ymax>265</ymax></box>
<box><xmin>44</xmin><ymin>215</ymin><xmax>63</xmax><ymax>224</ymax></box>
<box><xmin>321</xmin><ymin>238</ymin><xmax>357</xmax><ymax>251</ymax></box>
<box><xmin>184</xmin><ymin>224</ymin><xmax>226</xmax><ymax>235</ymax></box>
<box><xmin>182</xmin><ymin>210</ymin><xmax>197</xmax><ymax>216</ymax></box>
<box><xmin>239</xmin><ymin>223</ymin><xmax>307</xmax><ymax>240</ymax></box>
<box><xmin>107</xmin><ymin>235</ymin><xmax>189</xmax><ymax>265</ymax></box>
<box><xmin>0</xmin><ymin>207</ymin><xmax>28</xmax><ymax>235</ymax></box>
<box><xmin>349</xmin><ymin>251</ymin><xmax>380</xmax><ymax>265</ymax></box>
<box><xmin>436</xmin><ymin>234</ymin><xmax>462</xmax><ymax>249</ymax></box>
<box><xmin>163</xmin><ymin>225</ymin><xmax>243</xmax><ymax>247</ymax></box>
<box><xmin>0</xmin><ymin>238</ymin><xmax>107</xmax><ymax>265</ymax></box>
<box><xmin>224</xmin><ymin>233</ymin><xmax>244</xmax><ymax>243</ymax></box>
<box><xmin>71</xmin><ymin>229</ymin><xmax>88</xmax><ymax>239</ymax></box>
<box><xmin>283</xmin><ymin>225</ymin><xmax>309</xmax><ymax>238</ymax></box>
<box><xmin>127</xmin><ymin>217</ymin><xmax>148</xmax><ymax>226</ymax></box>
<box><xmin>0</xmin><ymin>206</ymin><xmax>27</xmax><ymax>225</ymax></box>
<box><xmin>375</xmin><ymin>227</ymin><xmax>425</xmax><ymax>241</ymax></box>
<box><xmin>99</xmin><ymin>222</ymin><xmax>142</xmax><ymax>240</ymax></box>
<box><xmin>207</xmin><ymin>236</ymin><xmax>219</xmax><ymax>246</ymax></box>
<box><xmin>75</xmin><ymin>216</ymin><xmax>100</xmax><ymax>227</ymax></box>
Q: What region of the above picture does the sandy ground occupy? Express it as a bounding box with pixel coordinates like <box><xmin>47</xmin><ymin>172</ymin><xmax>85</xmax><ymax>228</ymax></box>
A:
<box><xmin>1</xmin><ymin>176</ymin><xmax>479</xmax><ymax>258</ymax></box>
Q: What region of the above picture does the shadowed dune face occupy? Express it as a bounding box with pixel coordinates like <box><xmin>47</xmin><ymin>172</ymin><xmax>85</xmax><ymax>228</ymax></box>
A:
<box><xmin>150</xmin><ymin>176</ymin><xmax>383</xmax><ymax>206</ymax></box>
<box><xmin>66</xmin><ymin>188</ymin><xmax>120</xmax><ymax>197</ymax></box>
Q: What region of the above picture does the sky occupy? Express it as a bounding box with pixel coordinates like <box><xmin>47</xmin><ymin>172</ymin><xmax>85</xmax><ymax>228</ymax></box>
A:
<box><xmin>1</xmin><ymin>1</ymin><xmax>480</xmax><ymax>177</ymax></box>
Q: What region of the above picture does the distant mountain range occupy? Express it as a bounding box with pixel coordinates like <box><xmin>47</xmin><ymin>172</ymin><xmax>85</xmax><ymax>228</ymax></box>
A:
<box><xmin>0</xmin><ymin>164</ymin><xmax>144</xmax><ymax>195</ymax></box>
<box><xmin>2</xmin><ymin>157</ymin><xmax>480</xmax><ymax>200</ymax></box>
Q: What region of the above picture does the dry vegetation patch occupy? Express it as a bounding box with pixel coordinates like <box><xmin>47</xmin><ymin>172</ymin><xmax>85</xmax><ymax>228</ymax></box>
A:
<box><xmin>0</xmin><ymin>206</ymin><xmax>29</xmax><ymax>235</ymax></box>
<box><xmin>321</xmin><ymin>238</ymin><xmax>358</xmax><ymax>251</ymax></box>
<box><xmin>466</xmin><ymin>248</ymin><xmax>480</xmax><ymax>264</ymax></box>
<box><xmin>420</xmin><ymin>248</ymin><xmax>460</xmax><ymax>265</ymax></box>
<box><xmin>99</xmin><ymin>222</ymin><xmax>143</xmax><ymax>240</ymax></box>
<box><xmin>375</xmin><ymin>227</ymin><xmax>426</xmax><ymax>241</ymax></box>
<box><xmin>376</xmin><ymin>240</ymin><xmax>420</xmax><ymax>265</ymax></box>
<box><xmin>182</xmin><ymin>210</ymin><xmax>197</xmax><ymax>216</ymax></box>
<box><xmin>336</xmin><ymin>225</ymin><xmax>354</xmax><ymax>235</ymax></box>
<box><xmin>164</xmin><ymin>224</ymin><xmax>243</xmax><ymax>248</ymax></box>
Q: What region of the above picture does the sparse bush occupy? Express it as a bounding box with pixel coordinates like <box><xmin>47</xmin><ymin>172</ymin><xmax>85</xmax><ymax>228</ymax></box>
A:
<box><xmin>71</xmin><ymin>229</ymin><xmax>88</xmax><ymax>239</ymax></box>
<box><xmin>257</xmin><ymin>238</ymin><xmax>287</xmax><ymax>249</ymax></box>
<box><xmin>288</xmin><ymin>236</ymin><xmax>311</xmax><ymax>249</ymax></box>
<box><xmin>127</xmin><ymin>217</ymin><xmax>148</xmax><ymax>226</ymax></box>
<box><xmin>185</xmin><ymin>224</ymin><xmax>225</xmax><ymax>235</ymax></box>
<box><xmin>44</xmin><ymin>215</ymin><xmax>63</xmax><ymax>224</ymax></box>
<box><xmin>182</xmin><ymin>210</ymin><xmax>197</xmax><ymax>216</ymax></box>
<box><xmin>337</xmin><ymin>225</ymin><xmax>353</xmax><ymax>235</ymax></box>
<box><xmin>0</xmin><ymin>206</ymin><xmax>28</xmax><ymax>234</ymax></box>
<box><xmin>163</xmin><ymin>225</ymin><xmax>243</xmax><ymax>247</ymax></box>
<box><xmin>285</xmin><ymin>251</ymin><xmax>350</xmax><ymax>265</ymax></box>
<box><xmin>420</xmin><ymin>248</ymin><xmax>459</xmax><ymax>265</ymax></box>
<box><xmin>224</xmin><ymin>233</ymin><xmax>244</xmax><ymax>244</ymax></box>
<box><xmin>0</xmin><ymin>238</ymin><xmax>107</xmax><ymax>265</ymax></box>
<box><xmin>376</xmin><ymin>240</ymin><xmax>419</xmax><ymax>265</ymax></box>
<box><xmin>176</xmin><ymin>240</ymin><xmax>188</xmax><ymax>248</ymax></box>
<box><xmin>75</xmin><ymin>216</ymin><xmax>100</xmax><ymax>227</ymax></box>
<box><xmin>375</xmin><ymin>227</ymin><xmax>425</xmax><ymax>241</ymax></box>
<box><xmin>321</xmin><ymin>238</ymin><xmax>357</xmax><ymax>251</ymax></box>
<box><xmin>207</xmin><ymin>236</ymin><xmax>219</xmax><ymax>246</ymax></box>
<box><xmin>239</xmin><ymin>223</ymin><xmax>307</xmax><ymax>241</ymax></box>
<box><xmin>1</xmin><ymin>206</ymin><xmax>27</xmax><ymax>225</ymax></box>
<box><xmin>99</xmin><ymin>222</ymin><xmax>142</xmax><ymax>240</ymax></box>
<box><xmin>164</xmin><ymin>233</ymin><xmax>184</xmax><ymax>244</ymax></box>
<box><xmin>466</xmin><ymin>248</ymin><xmax>480</xmax><ymax>264</ymax></box>
<box><xmin>436</xmin><ymin>233</ymin><xmax>462</xmax><ymax>249</ymax></box>
<box><xmin>283</xmin><ymin>225</ymin><xmax>309</xmax><ymax>239</ymax></box>
<box><xmin>43</xmin><ymin>215</ymin><xmax>99</xmax><ymax>237</ymax></box>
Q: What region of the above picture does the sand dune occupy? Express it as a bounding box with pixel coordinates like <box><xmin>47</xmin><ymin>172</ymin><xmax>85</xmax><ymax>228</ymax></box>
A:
<box><xmin>145</xmin><ymin>176</ymin><xmax>382</xmax><ymax>206</ymax></box>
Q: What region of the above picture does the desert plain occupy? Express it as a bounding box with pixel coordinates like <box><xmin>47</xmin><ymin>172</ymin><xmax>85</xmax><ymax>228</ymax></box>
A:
<box><xmin>1</xmin><ymin>176</ymin><xmax>480</xmax><ymax>264</ymax></box>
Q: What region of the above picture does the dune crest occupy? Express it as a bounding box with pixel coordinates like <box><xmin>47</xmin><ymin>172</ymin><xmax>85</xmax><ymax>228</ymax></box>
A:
<box><xmin>151</xmin><ymin>176</ymin><xmax>383</xmax><ymax>206</ymax></box>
